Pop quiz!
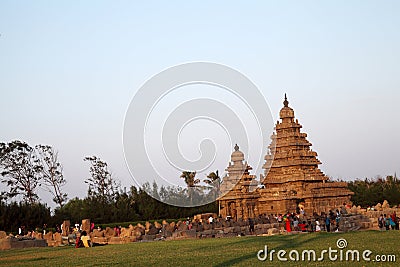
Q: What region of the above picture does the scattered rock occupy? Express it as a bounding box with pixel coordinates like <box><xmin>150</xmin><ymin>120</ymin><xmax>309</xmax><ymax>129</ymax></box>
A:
<box><xmin>382</xmin><ymin>200</ymin><xmax>390</xmax><ymax>209</ymax></box>
<box><xmin>104</xmin><ymin>227</ymin><xmax>114</xmax><ymax>237</ymax></box>
<box><xmin>267</xmin><ymin>228</ymin><xmax>279</xmax><ymax>236</ymax></box>
<box><xmin>0</xmin><ymin>231</ymin><xmax>7</xmax><ymax>239</ymax></box>
<box><xmin>93</xmin><ymin>229</ymin><xmax>104</xmax><ymax>237</ymax></box>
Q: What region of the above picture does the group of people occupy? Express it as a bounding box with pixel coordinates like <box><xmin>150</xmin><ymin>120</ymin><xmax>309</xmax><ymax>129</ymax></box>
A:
<box><xmin>323</xmin><ymin>209</ymin><xmax>342</xmax><ymax>232</ymax></box>
<box><xmin>378</xmin><ymin>212</ymin><xmax>399</xmax><ymax>231</ymax></box>
<box><xmin>70</xmin><ymin>222</ymin><xmax>96</xmax><ymax>248</ymax></box>
<box><xmin>281</xmin><ymin>212</ymin><xmax>321</xmax><ymax>233</ymax></box>
<box><xmin>244</xmin><ymin>205</ymin><xmax>348</xmax><ymax>234</ymax></box>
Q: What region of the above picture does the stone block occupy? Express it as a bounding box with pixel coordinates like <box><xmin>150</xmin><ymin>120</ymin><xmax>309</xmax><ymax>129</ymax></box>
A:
<box><xmin>62</xmin><ymin>220</ymin><xmax>70</xmax><ymax>236</ymax></box>
<box><xmin>35</xmin><ymin>233</ymin><xmax>43</xmax><ymax>239</ymax></box>
<box><xmin>146</xmin><ymin>226</ymin><xmax>159</xmax><ymax>235</ymax></box>
<box><xmin>382</xmin><ymin>200</ymin><xmax>390</xmax><ymax>208</ymax></box>
<box><xmin>223</xmin><ymin>227</ymin><xmax>234</xmax><ymax>234</ymax></box>
<box><xmin>181</xmin><ymin>230</ymin><xmax>196</xmax><ymax>238</ymax></box>
<box><xmin>255</xmin><ymin>229</ymin><xmax>265</xmax><ymax>235</ymax></box>
<box><xmin>267</xmin><ymin>228</ymin><xmax>279</xmax><ymax>236</ymax></box>
<box><xmin>46</xmin><ymin>240</ymin><xmax>61</xmax><ymax>247</ymax></box>
<box><xmin>172</xmin><ymin>231</ymin><xmax>182</xmax><ymax>238</ymax></box>
<box><xmin>0</xmin><ymin>231</ymin><xmax>7</xmax><ymax>239</ymax></box>
<box><xmin>53</xmin><ymin>232</ymin><xmax>62</xmax><ymax>242</ymax></box>
<box><xmin>81</xmin><ymin>219</ymin><xmax>91</xmax><ymax>233</ymax></box>
<box><xmin>44</xmin><ymin>232</ymin><xmax>53</xmax><ymax>241</ymax></box>
<box><xmin>233</xmin><ymin>226</ymin><xmax>241</xmax><ymax>233</ymax></box>
<box><xmin>202</xmin><ymin>223</ymin><xmax>211</xmax><ymax>230</ymax></box>
<box><xmin>93</xmin><ymin>229</ymin><xmax>104</xmax><ymax>237</ymax></box>
<box><xmin>154</xmin><ymin>221</ymin><xmax>162</xmax><ymax>230</ymax></box>
<box><xmin>108</xmin><ymin>237</ymin><xmax>125</xmax><ymax>245</ymax></box>
<box><xmin>202</xmin><ymin>230</ymin><xmax>214</xmax><ymax>235</ymax></box>
<box><xmin>104</xmin><ymin>227</ymin><xmax>114</xmax><ymax>237</ymax></box>
<box><xmin>0</xmin><ymin>237</ymin><xmax>47</xmax><ymax>250</ymax></box>
<box><xmin>142</xmin><ymin>234</ymin><xmax>155</xmax><ymax>241</ymax></box>
<box><xmin>92</xmin><ymin>236</ymin><xmax>108</xmax><ymax>244</ymax></box>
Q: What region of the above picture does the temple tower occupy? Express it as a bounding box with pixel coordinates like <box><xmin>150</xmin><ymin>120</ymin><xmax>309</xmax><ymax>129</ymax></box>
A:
<box><xmin>258</xmin><ymin>94</ymin><xmax>353</xmax><ymax>215</ymax></box>
<box><xmin>218</xmin><ymin>144</ymin><xmax>258</xmax><ymax>220</ymax></box>
<box><xmin>218</xmin><ymin>95</ymin><xmax>353</xmax><ymax>219</ymax></box>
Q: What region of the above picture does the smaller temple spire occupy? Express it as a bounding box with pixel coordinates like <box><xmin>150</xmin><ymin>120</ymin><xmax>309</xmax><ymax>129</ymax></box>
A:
<box><xmin>283</xmin><ymin>93</ymin><xmax>289</xmax><ymax>107</ymax></box>
<box><xmin>234</xmin><ymin>143</ymin><xmax>239</xmax><ymax>151</ymax></box>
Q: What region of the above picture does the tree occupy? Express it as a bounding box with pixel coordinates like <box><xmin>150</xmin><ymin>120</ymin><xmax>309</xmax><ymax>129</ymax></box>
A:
<box><xmin>35</xmin><ymin>145</ymin><xmax>68</xmax><ymax>208</ymax></box>
<box><xmin>0</xmin><ymin>200</ymin><xmax>51</xmax><ymax>233</ymax></box>
<box><xmin>180</xmin><ymin>171</ymin><xmax>199</xmax><ymax>188</ymax></box>
<box><xmin>180</xmin><ymin>171</ymin><xmax>200</xmax><ymax>205</ymax></box>
<box><xmin>84</xmin><ymin>156</ymin><xmax>118</xmax><ymax>204</ymax></box>
<box><xmin>204</xmin><ymin>170</ymin><xmax>221</xmax><ymax>199</ymax></box>
<box><xmin>347</xmin><ymin>175</ymin><xmax>400</xmax><ymax>207</ymax></box>
<box><xmin>0</xmin><ymin>141</ymin><xmax>42</xmax><ymax>204</ymax></box>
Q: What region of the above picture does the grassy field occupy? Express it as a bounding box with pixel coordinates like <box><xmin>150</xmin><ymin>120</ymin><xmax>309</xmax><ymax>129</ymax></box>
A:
<box><xmin>0</xmin><ymin>230</ymin><xmax>399</xmax><ymax>266</ymax></box>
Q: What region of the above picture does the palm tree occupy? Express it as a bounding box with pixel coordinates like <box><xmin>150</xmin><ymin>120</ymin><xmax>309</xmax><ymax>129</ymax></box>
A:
<box><xmin>204</xmin><ymin>170</ymin><xmax>221</xmax><ymax>198</ymax></box>
<box><xmin>180</xmin><ymin>171</ymin><xmax>199</xmax><ymax>205</ymax></box>
<box><xmin>180</xmin><ymin>171</ymin><xmax>199</xmax><ymax>187</ymax></box>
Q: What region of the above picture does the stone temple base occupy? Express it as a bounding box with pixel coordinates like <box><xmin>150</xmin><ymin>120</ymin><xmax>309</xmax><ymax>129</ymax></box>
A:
<box><xmin>0</xmin><ymin>237</ymin><xmax>47</xmax><ymax>250</ymax></box>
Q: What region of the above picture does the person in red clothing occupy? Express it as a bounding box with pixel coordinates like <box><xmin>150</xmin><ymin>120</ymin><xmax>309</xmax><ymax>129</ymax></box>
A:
<box><xmin>298</xmin><ymin>221</ymin><xmax>307</xmax><ymax>232</ymax></box>
<box><xmin>75</xmin><ymin>232</ymin><xmax>83</xmax><ymax>248</ymax></box>
<box><xmin>284</xmin><ymin>214</ymin><xmax>292</xmax><ymax>232</ymax></box>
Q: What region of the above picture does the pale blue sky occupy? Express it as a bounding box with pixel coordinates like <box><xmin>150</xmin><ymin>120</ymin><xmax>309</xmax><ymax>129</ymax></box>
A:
<box><xmin>1</xmin><ymin>1</ymin><xmax>399</xmax><ymax>206</ymax></box>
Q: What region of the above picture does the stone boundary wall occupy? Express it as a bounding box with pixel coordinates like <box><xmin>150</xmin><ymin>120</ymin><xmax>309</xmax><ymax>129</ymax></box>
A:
<box><xmin>345</xmin><ymin>200</ymin><xmax>400</xmax><ymax>229</ymax></box>
<box><xmin>2</xmin><ymin>201</ymin><xmax>398</xmax><ymax>249</ymax></box>
<box><xmin>0</xmin><ymin>235</ymin><xmax>47</xmax><ymax>250</ymax></box>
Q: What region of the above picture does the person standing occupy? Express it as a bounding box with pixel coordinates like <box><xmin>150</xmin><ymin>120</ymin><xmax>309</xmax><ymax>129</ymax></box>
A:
<box><xmin>248</xmin><ymin>218</ymin><xmax>255</xmax><ymax>234</ymax></box>
<box><xmin>378</xmin><ymin>214</ymin><xmax>385</xmax><ymax>231</ymax></box>
<box><xmin>391</xmin><ymin>212</ymin><xmax>398</xmax><ymax>230</ymax></box>
<box><xmin>384</xmin><ymin>214</ymin><xmax>390</xmax><ymax>230</ymax></box>
<box><xmin>284</xmin><ymin>215</ymin><xmax>291</xmax><ymax>233</ymax></box>
<box><xmin>335</xmin><ymin>209</ymin><xmax>341</xmax><ymax>232</ymax></box>
<box><xmin>293</xmin><ymin>217</ymin><xmax>299</xmax><ymax>231</ymax></box>
<box><xmin>325</xmin><ymin>216</ymin><xmax>331</xmax><ymax>232</ymax></box>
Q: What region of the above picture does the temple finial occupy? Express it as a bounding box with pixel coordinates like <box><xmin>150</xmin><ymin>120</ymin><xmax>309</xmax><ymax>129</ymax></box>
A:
<box><xmin>283</xmin><ymin>93</ymin><xmax>289</xmax><ymax>107</ymax></box>
<box><xmin>234</xmin><ymin>144</ymin><xmax>239</xmax><ymax>151</ymax></box>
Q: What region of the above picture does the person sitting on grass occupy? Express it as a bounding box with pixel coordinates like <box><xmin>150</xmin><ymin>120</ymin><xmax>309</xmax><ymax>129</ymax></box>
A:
<box><xmin>80</xmin><ymin>231</ymin><xmax>92</xmax><ymax>248</ymax></box>
<box><xmin>298</xmin><ymin>221</ymin><xmax>307</xmax><ymax>232</ymax></box>
<box><xmin>75</xmin><ymin>232</ymin><xmax>83</xmax><ymax>248</ymax></box>
<box><xmin>315</xmin><ymin>220</ymin><xmax>321</xmax><ymax>232</ymax></box>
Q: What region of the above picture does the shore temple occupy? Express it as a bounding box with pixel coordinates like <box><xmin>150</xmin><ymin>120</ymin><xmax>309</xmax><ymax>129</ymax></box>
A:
<box><xmin>218</xmin><ymin>95</ymin><xmax>353</xmax><ymax>220</ymax></box>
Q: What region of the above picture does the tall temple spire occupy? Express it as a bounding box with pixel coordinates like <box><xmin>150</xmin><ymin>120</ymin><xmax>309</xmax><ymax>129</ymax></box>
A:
<box><xmin>283</xmin><ymin>93</ymin><xmax>289</xmax><ymax>107</ymax></box>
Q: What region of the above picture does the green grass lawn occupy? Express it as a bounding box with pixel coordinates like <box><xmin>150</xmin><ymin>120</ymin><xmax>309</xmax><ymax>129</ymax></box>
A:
<box><xmin>0</xmin><ymin>230</ymin><xmax>399</xmax><ymax>266</ymax></box>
